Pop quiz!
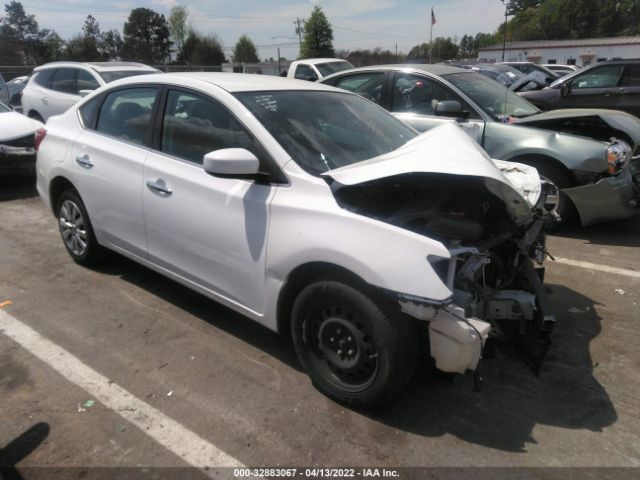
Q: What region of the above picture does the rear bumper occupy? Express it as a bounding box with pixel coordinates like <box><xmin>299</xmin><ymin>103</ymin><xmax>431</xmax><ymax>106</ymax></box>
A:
<box><xmin>0</xmin><ymin>151</ymin><xmax>36</xmax><ymax>175</ymax></box>
<box><xmin>564</xmin><ymin>161</ymin><xmax>640</xmax><ymax>226</ymax></box>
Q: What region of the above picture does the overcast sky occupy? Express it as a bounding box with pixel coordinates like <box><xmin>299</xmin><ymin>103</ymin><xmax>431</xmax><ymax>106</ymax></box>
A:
<box><xmin>17</xmin><ymin>0</ymin><xmax>506</xmax><ymax>59</ymax></box>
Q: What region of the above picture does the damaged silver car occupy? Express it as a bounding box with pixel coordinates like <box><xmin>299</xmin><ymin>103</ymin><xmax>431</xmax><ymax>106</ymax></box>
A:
<box><xmin>321</xmin><ymin>65</ymin><xmax>640</xmax><ymax>225</ymax></box>
<box><xmin>37</xmin><ymin>74</ymin><xmax>556</xmax><ymax>406</ymax></box>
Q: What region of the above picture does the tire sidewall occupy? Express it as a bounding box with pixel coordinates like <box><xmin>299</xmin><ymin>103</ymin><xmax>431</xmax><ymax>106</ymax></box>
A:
<box><xmin>56</xmin><ymin>189</ymin><xmax>98</xmax><ymax>264</ymax></box>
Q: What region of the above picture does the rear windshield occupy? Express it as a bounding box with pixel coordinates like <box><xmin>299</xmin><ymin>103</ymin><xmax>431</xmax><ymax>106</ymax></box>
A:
<box><xmin>235</xmin><ymin>90</ymin><xmax>417</xmax><ymax>176</ymax></box>
<box><xmin>97</xmin><ymin>70</ymin><xmax>156</xmax><ymax>83</ymax></box>
<box><xmin>315</xmin><ymin>61</ymin><xmax>355</xmax><ymax>77</ymax></box>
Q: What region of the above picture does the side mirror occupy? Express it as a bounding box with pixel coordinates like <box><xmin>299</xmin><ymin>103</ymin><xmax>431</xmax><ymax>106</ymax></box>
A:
<box><xmin>560</xmin><ymin>84</ymin><xmax>571</xmax><ymax>97</ymax></box>
<box><xmin>434</xmin><ymin>100</ymin><xmax>469</xmax><ymax>119</ymax></box>
<box><xmin>78</xmin><ymin>89</ymin><xmax>94</xmax><ymax>98</ymax></box>
<box><xmin>203</xmin><ymin>148</ymin><xmax>260</xmax><ymax>178</ymax></box>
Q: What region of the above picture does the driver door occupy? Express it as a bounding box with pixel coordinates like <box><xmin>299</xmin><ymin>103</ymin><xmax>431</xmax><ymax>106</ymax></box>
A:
<box><xmin>387</xmin><ymin>72</ymin><xmax>485</xmax><ymax>143</ymax></box>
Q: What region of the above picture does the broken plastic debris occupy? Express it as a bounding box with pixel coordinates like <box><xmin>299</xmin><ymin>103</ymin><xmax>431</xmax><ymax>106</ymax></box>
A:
<box><xmin>0</xmin><ymin>300</ymin><xmax>13</xmax><ymax>308</ymax></box>
<box><xmin>615</xmin><ymin>289</ymin><xmax>625</xmax><ymax>295</ymax></box>
<box><xmin>167</xmin><ymin>390</ymin><xmax>173</xmax><ymax>397</ymax></box>
<box><xmin>83</xmin><ymin>400</ymin><xmax>95</xmax><ymax>408</ymax></box>
<box><xmin>77</xmin><ymin>403</ymin><xmax>85</xmax><ymax>413</ymax></box>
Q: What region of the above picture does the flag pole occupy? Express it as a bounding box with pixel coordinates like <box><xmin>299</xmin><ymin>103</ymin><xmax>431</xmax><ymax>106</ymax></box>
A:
<box><xmin>429</xmin><ymin>7</ymin><xmax>433</xmax><ymax>64</ymax></box>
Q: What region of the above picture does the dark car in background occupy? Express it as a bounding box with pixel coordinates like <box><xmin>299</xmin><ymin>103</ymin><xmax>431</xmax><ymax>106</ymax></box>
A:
<box><xmin>520</xmin><ymin>60</ymin><xmax>640</xmax><ymax>117</ymax></box>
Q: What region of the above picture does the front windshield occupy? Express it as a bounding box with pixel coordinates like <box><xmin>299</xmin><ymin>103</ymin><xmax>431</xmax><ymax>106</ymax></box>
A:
<box><xmin>315</xmin><ymin>61</ymin><xmax>355</xmax><ymax>77</ymax></box>
<box><xmin>443</xmin><ymin>72</ymin><xmax>540</xmax><ymax>120</ymax></box>
<box><xmin>235</xmin><ymin>90</ymin><xmax>417</xmax><ymax>176</ymax></box>
<box><xmin>98</xmin><ymin>70</ymin><xmax>156</xmax><ymax>83</ymax></box>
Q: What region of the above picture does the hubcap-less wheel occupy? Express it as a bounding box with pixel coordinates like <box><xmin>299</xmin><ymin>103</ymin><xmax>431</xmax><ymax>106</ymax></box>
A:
<box><xmin>59</xmin><ymin>199</ymin><xmax>87</xmax><ymax>257</ymax></box>
<box><xmin>307</xmin><ymin>305</ymin><xmax>379</xmax><ymax>393</ymax></box>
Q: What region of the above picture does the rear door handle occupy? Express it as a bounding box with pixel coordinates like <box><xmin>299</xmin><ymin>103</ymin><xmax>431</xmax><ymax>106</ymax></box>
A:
<box><xmin>41</xmin><ymin>96</ymin><xmax>48</xmax><ymax>104</ymax></box>
<box><xmin>146</xmin><ymin>179</ymin><xmax>172</xmax><ymax>196</ymax></box>
<box><xmin>75</xmin><ymin>154</ymin><xmax>93</xmax><ymax>169</ymax></box>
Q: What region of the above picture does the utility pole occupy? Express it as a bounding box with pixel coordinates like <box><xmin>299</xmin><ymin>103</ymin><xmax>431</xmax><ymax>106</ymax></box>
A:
<box><xmin>500</xmin><ymin>0</ymin><xmax>510</xmax><ymax>61</ymax></box>
<box><xmin>277</xmin><ymin>47</ymin><xmax>281</xmax><ymax>75</ymax></box>
<box><xmin>293</xmin><ymin>18</ymin><xmax>304</xmax><ymax>56</ymax></box>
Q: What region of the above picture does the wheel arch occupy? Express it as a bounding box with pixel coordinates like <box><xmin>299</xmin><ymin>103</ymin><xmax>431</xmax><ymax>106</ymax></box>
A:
<box><xmin>507</xmin><ymin>153</ymin><xmax>576</xmax><ymax>187</ymax></box>
<box><xmin>276</xmin><ymin>262</ymin><xmax>373</xmax><ymax>334</ymax></box>
<box><xmin>49</xmin><ymin>176</ymin><xmax>79</xmax><ymax>215</ymax></box>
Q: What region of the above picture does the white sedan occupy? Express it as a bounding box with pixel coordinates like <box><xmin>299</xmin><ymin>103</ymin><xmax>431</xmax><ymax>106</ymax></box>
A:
<box><xmin>36</xmin><ymin>73</ymin><xmax>555</xmax><ymax>406</ymax></box>
<box><xmin>0</xmin><ymin>100</ymin><xmax>42</xmax><ymax>175</ymax></box>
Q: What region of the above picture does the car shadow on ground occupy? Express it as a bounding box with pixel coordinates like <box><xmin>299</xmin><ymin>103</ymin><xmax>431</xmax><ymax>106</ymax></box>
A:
<box><xmin>368</xmin><ymin>282</ymin><xmax>617</xmax><ymax>452</ymax></box>
<box><xmin>553</xmin><ymin>216</ymin><xmax>640</xmax><ymax>248</ymax></box>
<box><xmin>92</xmin><ymin>254</ymin><xmax>617</xmax><ymax>453</ymax></box>
<box><xmin>0</xmin><ymin>176</ymin><xmax>37</xmax><ymax>202</ymax></box>
<box><xmin>0</xmin><ymin>422</ymin><xmax>50</xmax><ymax>480</ymax></box>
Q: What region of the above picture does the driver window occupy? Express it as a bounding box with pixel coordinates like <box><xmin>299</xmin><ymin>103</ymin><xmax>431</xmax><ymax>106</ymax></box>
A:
<box><xmin>335</xmin><ymin>73</ymin><xmax>384</xmax><ymax>105</ymax></box>
<box><xmin>161</xmin><ymin>90</ymin><xmax>257</xmax><ymax>165</ymax></box>
<box><xmin>569</xmin><ymin>65</ymin><xmax>624</xmax><ymax>89</ymax></box>
<box><xmin>391</xmin><ymin>73</ymin><xmax>477</xmax><ymax>118</ymax></box>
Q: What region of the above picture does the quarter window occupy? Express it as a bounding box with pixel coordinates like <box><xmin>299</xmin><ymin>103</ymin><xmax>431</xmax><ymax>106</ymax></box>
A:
<box><xmin>622</xmin><ymin>65</ymin><xmax>640</xmax><ymax>86</ymax></box>
<box><xmin>570</xmin><ymin>65</ymin><xmax>624</xmax><ymax>89</ymax></box>
<box><xmin>50</xmin><ymin>68</ymin><xmax>76</xmax><ymax>94</ymax></box>
<box><xmin>95</xmin><ymin>88</ymin><xmax>157</xmax><ymax>145</ymax></box>
<box><xmin>335</xmin><ymin>73</ymin><xmax>385</xmax><ymax>105</ymax></box>
<box><xmin>161</xmin><ymin>90</ymin><xmax>256</xmax><ymax>165</ymax></box>
<box><xmin>294</xmin><ymin>64</ymin><xmax>317</xmax><ymax>81</ymax></box>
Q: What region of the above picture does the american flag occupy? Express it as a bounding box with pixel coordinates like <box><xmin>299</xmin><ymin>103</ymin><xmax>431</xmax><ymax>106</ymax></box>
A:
<box><xmin>431</xmin><ymin>7</ymin><xmax>436</xmax><ymax>26</ymax></box>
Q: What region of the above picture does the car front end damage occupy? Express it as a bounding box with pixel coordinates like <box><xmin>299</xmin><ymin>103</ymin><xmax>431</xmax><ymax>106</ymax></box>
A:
<box><xmin>0</xmin><ymin>133</ymin><xmax>37</xmax><ymax>175</ymax></box>
<box><xmin>325</xmin><ymin>124</ymin><xmax>558</xmax><ymax>379</ymax></box>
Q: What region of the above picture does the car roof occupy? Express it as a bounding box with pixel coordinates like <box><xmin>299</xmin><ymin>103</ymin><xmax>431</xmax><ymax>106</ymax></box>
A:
<box><xmin>109</xmin><ymin>72</ymin><xmax>340</xmax><ymax>93</ymax></box>
<box><xmin>299</xmin><ymin>58</ymin><xmax>351</xmax><ymax>65</ymax></box>
<box><xmin>321</xmin><ymin>64</ymin><xmax>468</xmax><ymax>81</ymax></box>
<box><xmin>34</xmin><ymin>61</ymin><xmax>156</xmax><ymax>72</ymax></box>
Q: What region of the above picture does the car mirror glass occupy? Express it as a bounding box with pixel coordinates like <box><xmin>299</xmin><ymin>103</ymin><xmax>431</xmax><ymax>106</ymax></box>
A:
<box><xmin>434</xmin><ymin>100</ymin><xmax>469</xmax><ymax>119</ymax></box>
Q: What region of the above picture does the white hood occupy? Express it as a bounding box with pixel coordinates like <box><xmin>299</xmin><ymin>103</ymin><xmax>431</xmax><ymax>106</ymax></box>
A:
<box><xmin>0</xmin><ymin>111</ymin><xmax>43</xmax><ymax>142</ymax></box>
<box><xmin>323</xmin><ymin>123</ymin><xmax>534</xmax><ymax>223</ymax></box>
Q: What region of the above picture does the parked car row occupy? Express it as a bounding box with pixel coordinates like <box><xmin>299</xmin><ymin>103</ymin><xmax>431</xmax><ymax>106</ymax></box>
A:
<box><xmin>1</xmin><ymin>59</ymin><xmax>639</xmax><ymax>406</ymax></box>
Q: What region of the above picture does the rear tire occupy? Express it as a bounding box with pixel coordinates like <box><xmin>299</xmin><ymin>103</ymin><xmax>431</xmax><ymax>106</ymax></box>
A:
<box><xmin>56</xmin><ymin>189</ymin><xmax>105</xmax><ymax>266</ymax></box>
<box><xmin>291</xmin><ymin>279</ymin><xmax>419</xmax><ymax>407</ymax></box>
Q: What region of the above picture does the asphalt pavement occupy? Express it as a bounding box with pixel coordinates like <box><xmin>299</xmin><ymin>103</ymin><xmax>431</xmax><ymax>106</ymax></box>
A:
<box><xmin>1</xmin><ymin>175</ymin><xmax>639</xmax><ymax>479</ymax></box>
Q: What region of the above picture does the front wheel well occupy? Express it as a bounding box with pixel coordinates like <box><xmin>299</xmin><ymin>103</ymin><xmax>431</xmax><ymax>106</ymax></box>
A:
<box><xmin>508</xmin><ymin>154</ymin><xmax>575</xmax><ymax>188</ymax></box>
<box><xmin>49</xmin><ymin>176</ymin><xmax>78</xmax><ymax>215</ymax></box>
<box><xmin>276</xmin><ymin>262</ymin><xmax>373</xmax><ymax>334</ymax></box>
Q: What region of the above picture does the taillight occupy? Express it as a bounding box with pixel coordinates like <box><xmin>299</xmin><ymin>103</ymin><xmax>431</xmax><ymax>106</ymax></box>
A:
<box><xmin>34</xmin><ymin>128</ymin><xmax>46</xmax><ymax>151</ymax></box>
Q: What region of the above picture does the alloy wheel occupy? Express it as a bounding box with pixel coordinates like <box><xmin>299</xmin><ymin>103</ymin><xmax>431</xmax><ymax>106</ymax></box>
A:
<box><xmin>59</xmin><ymin>199</ymin><xmax>87</xmax><ymax>257</ymax></box>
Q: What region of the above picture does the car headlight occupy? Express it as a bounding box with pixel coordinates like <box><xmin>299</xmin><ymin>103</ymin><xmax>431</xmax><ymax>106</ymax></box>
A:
<box><xmin>607</xmin><ymin>139</ymin><xmax>632</xmax><ymax>174</ymax></box>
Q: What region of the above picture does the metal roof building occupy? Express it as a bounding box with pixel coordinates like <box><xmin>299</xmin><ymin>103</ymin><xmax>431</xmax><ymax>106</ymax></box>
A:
<box><xmin>478</xmin><ymin>36</ymin><xmax>640</xmax><ymax>66</ymax></box>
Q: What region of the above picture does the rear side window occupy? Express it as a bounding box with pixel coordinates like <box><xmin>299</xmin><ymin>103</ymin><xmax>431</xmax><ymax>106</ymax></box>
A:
<box><xmin>77</xmin><ymin>70</ymin><xmax>100</xmax><ymax>92</ymax></box>
<box><xmin>33</xmin><ymin>69</ymin><xmax>55</xmax><ymax>87</ymax></box>
<box><xmin>95</xmin><ymin>88</ymin><xmax>157</xmax><ymax>145</ymax></box>
<box><xmin>622</xmin><ymin>65</ymin><xmax>640</xmax><ymax>86</ymax></box>
<box><xmin>50</xmin><ymin>68</ymin><xmax>77</xmax><ymax>94</ymax></box>
<box><xmin>335</xmin><ymin>72</ymin><xmax>385</xmax><ymax>105</ymax></box>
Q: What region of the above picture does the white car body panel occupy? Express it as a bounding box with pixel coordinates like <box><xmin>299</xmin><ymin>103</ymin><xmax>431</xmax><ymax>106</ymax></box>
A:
<box><xmin>0</xmin><ymin>110</ymin><xmax>42</xmax><ymax>141</ymax></box>
<box><xmin>36</xmin><ymin>73</ymin><xmax>552</xmax><ymax>384</ymax></box>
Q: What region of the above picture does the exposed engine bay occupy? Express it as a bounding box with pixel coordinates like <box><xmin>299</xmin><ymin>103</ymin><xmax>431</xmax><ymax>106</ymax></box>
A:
<box><xmin>518</xmin><ymin>115</ymin><xmax>633</xmax><ymax>145</ymax></box>
<box><xmin>331</xmin><ymin>172</ymin><xmax>558</xmax><ymax>376</ymax></box>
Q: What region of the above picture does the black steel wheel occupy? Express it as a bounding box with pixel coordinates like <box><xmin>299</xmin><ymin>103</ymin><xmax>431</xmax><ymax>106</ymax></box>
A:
<box><xmin>292</xmin><ymin>279</ymin><xmax>419</xmax><ymax>407</ymax></box>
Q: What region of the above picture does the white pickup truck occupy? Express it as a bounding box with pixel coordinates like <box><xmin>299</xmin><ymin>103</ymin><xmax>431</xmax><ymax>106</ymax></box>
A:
<box><xmin>286</xmin><ymin>58</ymin><xmax>354</xmax><ymax>81</ymax></box>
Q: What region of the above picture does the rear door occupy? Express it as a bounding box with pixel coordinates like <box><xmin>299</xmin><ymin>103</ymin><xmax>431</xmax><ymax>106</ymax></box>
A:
<box><xmin>618</xmin><ymin>64</ymin><xmax>640</xmax><ymax>117</ymax></box>
<box><xmin>560</xmin><ymin>64</ymin><xmax>624</xmax><ymax>110</ymax></box>
<box><xmin>47</xmin><ymin>68</ymin><xmax>81</xmax><ymax>119</ymax></box>
<box><xmin>142</xmin><ymin>88</ymin><xmax>276</xmax><ymax>315</ymax></box>
<box><xmin>387</xmin><ymin>72</ymin><xmax>485</xmax><ymax>143</ymax></box>
<box><xmin>70</xmin><ymin>86</ymin><xmax>159</xmax><ymax>257</ymax></box>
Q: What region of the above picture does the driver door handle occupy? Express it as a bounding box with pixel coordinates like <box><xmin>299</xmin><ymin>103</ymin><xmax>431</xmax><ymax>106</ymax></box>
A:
<box><xmin>146</xmin><ymin>179</ymin><xmax>172</xmax><ymax>196</ymax></box>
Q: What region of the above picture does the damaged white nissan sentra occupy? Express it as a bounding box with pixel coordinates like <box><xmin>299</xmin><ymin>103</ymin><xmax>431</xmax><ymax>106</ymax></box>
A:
<box><xmin>36</xmin><ymin>73</ymin><xmax>556</xmax><ymax>406</ymax></box>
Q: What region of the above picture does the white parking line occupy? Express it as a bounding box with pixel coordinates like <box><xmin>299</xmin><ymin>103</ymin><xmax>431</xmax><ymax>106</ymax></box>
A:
<box><xmin>0</xmin><ymin>309</ymin><xmax>243</xmax><ymax>471</ymax></box>
<box><xmin>552</xmin><ymin>257</ymin><xmax>640</xmax><ymax>280</ymax></box>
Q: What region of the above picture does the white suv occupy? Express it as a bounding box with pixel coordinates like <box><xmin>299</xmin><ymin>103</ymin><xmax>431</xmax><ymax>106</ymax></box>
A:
<box><xmin>22</xmin><ymin>61</ymin><xmax>158</xmax><ymax>122</ymax></box>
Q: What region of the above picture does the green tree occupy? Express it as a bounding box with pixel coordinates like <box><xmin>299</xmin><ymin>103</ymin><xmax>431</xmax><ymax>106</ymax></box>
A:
<box><xmin>179</xmin><ymin>31</ymin><xmax>225</xmax><ymax>65</ymax></box>
<box><xmin>0</xmin><ymin>1</ymin><xmax>39</xmax><ymax>63</ymax></box>
<box><xmin>232</xmin><ymin>34</ymin><xmax>259</xmax><ymax>64</ymax></box>
<box><xmin>100</xmin><ymin>29</ymin><xmax>123</xmax><ymax>60</ymax></box>
<box><xmin>122</xmin><ymin>7</ymin><xmax>171</xmax><ymax>65</ymax></box>
<box><xmin>168</xmin><ymin>5</ymin><xmax>188</xmax><ymax>60</ymax></box>
<box><xmin>300</xmin><ymin>6</ymin><xmax>334</xmax><ymax>58</ymax></box>
<box><xmin>407</xmin><ymin>42</ymin><xmax>429</xmax><ymax>61</ymax></box>
<box><xmin>64</xmin><ymin>14</ymin><xmax>103</xmax><ymax>61</ymax></box>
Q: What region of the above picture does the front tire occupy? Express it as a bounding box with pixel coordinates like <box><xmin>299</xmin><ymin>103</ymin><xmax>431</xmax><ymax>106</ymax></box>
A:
<box><xmin>56</xmin><ymin>189</ymin><xmax>105</xmax><ymax>265</ymax></box>
<box><xmin>291</xmin><ymin>280</ymin><xmax>418</xmax><ymax>407</ymax></box>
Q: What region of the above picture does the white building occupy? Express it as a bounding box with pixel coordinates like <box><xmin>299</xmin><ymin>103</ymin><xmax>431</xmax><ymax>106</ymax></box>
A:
<box><xmin>479</xmin><ymin>36</ymin><xmax>640</xmax><ymax>67</ymax></box>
